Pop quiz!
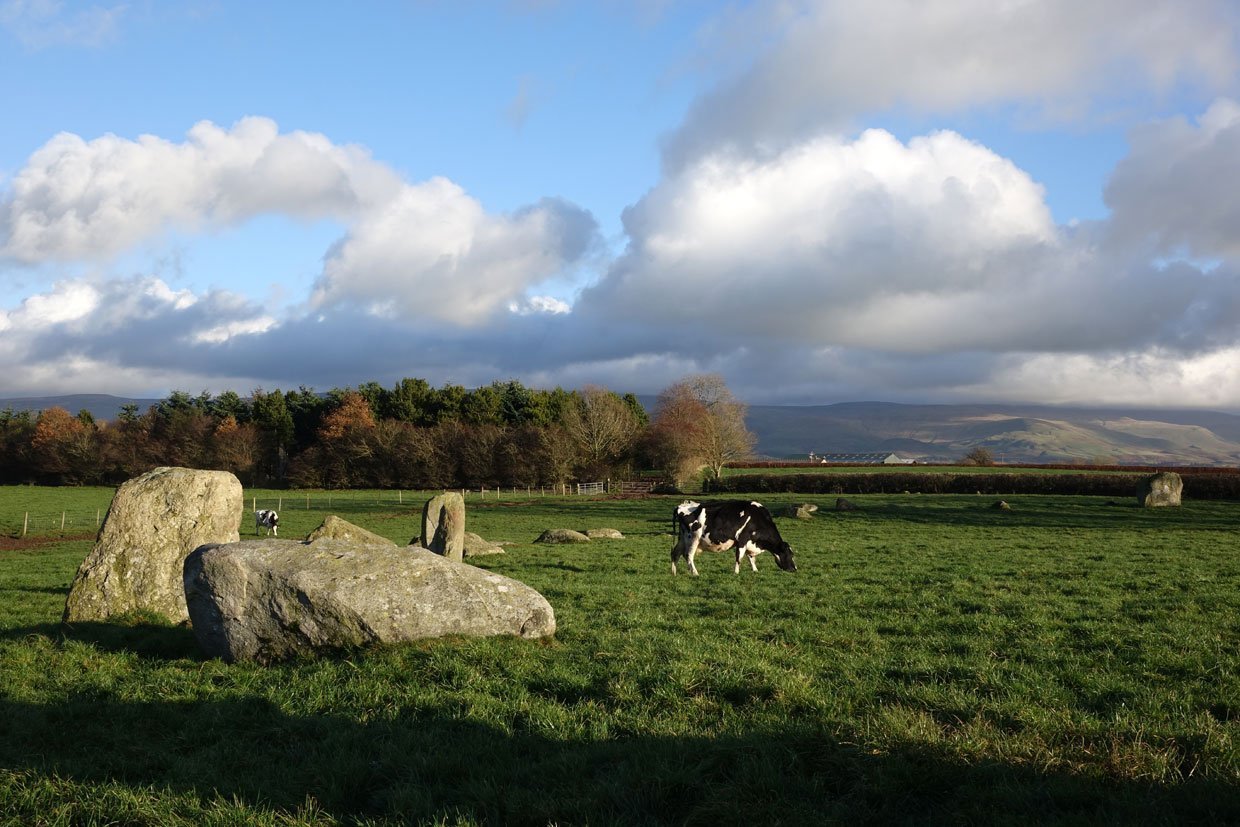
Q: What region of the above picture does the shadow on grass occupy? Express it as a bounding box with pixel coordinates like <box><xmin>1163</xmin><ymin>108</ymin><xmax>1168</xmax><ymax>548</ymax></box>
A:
<box><xmin>1</xmin><ymin>620</ymin><xmax>201</xmax><ymax>660</ymax></box>
<box><xmin>0</xmin><ymin>692</ymin><xmax>1236</xmax><ymax>825</ymax></box>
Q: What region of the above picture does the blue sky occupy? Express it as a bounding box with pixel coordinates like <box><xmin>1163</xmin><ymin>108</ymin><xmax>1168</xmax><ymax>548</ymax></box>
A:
<box><xmin>2</xmin><ymin>0</ymin><xmax>1240</xmax><ymax>409</ymax></box>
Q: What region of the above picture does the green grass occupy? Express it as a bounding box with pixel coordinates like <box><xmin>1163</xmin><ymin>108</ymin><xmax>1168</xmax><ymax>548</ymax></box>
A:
<box><xmin>1</xmin><ymin>489</ymin><xmax>1238</xmax><ymax>824</ymax></box>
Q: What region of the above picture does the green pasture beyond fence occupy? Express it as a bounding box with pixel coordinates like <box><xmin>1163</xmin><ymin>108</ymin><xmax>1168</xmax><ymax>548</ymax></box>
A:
<box><xmin>1</xmin><ymin>484</ymin><xmax>617</xmax><ymax>538</ymax></box>
<box><xmin>6</xmin><ymin>466</ymin><xmax>1237</xmax><ymax>538</ymax></box>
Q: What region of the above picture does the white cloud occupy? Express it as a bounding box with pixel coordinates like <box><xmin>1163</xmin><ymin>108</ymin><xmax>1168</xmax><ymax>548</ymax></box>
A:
<box><xmin>311</xmin><ymin>186</ymin><xmax>597</xmax><ymax>326</ymax></box>
<box><xmin>509</xmin><ymin>295</ymin><xmax>571</xmax><ymax>315</ymax></box>
<box><xmin>0</xmin><ymin>117</ymin><xmax>402</xmax><ymax>263</ymax></box>
<box><xmin>667</xmin><ymin>0</ymin><xmax>1240</xmax><ymax>168</ymax></box>
<box><xmin>191</xmin><ymin>316</ymin><xmax>277</xmax><ymax>345</ymax></box>
<box><xmin>585</xmin><ymin>127</ymin><xmax>1062</xmax><ymax>349</ymax></box>
<box><xmin>0</xmin><ymin>0</ymin><xmax>126</xmax><ymax>49</ymax></box>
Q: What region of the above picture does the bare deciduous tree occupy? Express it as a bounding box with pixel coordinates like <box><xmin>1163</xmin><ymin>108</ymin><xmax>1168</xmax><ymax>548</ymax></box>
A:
<box><xmin>561</xmin><ymin>385</ymin><xmax>641</xmax><ymax>476</ymax></box>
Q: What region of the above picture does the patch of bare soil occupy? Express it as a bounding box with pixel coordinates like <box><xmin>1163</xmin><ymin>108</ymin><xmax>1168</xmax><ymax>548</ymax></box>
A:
<box><xmin>0</xmin><ymin>532</ymin><xmax>94</xmax><ymax>551</ymax></box>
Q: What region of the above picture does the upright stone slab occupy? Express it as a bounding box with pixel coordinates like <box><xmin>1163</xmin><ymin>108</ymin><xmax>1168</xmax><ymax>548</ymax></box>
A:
<box><xmin>184</xmin><ymin>538</ymin><xmax>556</xmax><ymax>662</ymax></box>
<box><xmin>64</xmin><ymin>467</ymin><xmax>242</xmax><ymax>623</ymax></box>
<box><xmin>1138</xmin><ymin>471</ymin><xmax>1183</xmax><ymax>507</ymax></box>
<box><xmin>422</xmin><ymin>492</ymin><xmax>466</xmax><ymax>562</ymax></box>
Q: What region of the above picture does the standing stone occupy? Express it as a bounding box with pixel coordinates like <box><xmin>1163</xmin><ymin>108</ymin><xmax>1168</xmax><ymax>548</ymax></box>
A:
<box><xmin>1138</xmin><ymin>471</ymin><xmax>1183</xmax><ymax>507</ymax></box>
<box><xmin>64</xmin><ymin>467</ymin><xmax>242</xmax><ymax>623</ymax></box>
<box><xmin>184</xmin><ymin>538</ymin><xmax>555</xmax><ymax>662</ymax></box>
<box><xmin>422</xmin><ymin>492</ymin><xmax>466</xmax><ymax>562</ymax></box>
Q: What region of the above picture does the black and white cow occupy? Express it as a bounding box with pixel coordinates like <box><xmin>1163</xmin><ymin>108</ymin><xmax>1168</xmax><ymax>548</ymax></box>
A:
<box><xmin>671</xmin><ymin>500</ymin><xmax>798</xmax><ymax>575</ymax></box>
<box><xmin>255</xmin><ymin>509</ymin><xmax>279</xmax><ymax>536</ymax></box>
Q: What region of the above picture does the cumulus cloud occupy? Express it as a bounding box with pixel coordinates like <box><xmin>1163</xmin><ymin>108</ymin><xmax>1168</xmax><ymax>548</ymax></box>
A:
<box><xmin>667</xmin><ymin>0</ymin><xmax>1240</xmax><ymax>168</ymax></box>
<box><xmin>311</xmin><ymin>189</ymin><xmax>597</xmax><ymax>326</ymax></box>
<box><xmin>584</xmin><ymin>127</ymin><xmax>1063</xmax><ymax>349</ymax></box>
<box><xmin>0</xmin><ymin>117</ymin><xmax>402</xmax><ymax>263</ymax></box>
<box><xmin>1106</xmin><ymin>97</ymin><xmax>1240</xmax><ymax>258</ymax></box>
<box><xmin>9</xmin><ymin>109</ymin><xmax>1240</xmax><ymax>408</ymax></box>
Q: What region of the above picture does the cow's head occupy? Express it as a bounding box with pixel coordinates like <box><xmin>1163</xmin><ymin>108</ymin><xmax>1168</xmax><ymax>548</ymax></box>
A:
<box><xmin>773</xmin><ymin>541</ymin><xmax>797</xmax><ymax>572</ymax></box>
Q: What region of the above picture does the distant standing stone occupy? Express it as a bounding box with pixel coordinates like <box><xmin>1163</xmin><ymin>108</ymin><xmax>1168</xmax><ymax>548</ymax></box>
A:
<box><xmin>64</xmin><ymin>467</ymin><xmax>242</xmax><ymax>624</ymax></box>
<box><xmin>422</xmin><ymin>492</ymin><xmax>466</xmax><ymax>562</ymax></box>
<box><xmin>1137</xmin><ymin>472</ymin><xmax>1183</xmax><ymax>507</ymax></box>
<box><xmin>535</xmin><ymin>529</ymin><xmax>591</xmax><ymax>544</ymax></box>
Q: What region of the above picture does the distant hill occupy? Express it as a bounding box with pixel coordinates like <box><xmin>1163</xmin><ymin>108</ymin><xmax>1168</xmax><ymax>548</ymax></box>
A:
<box><xmin>744</xmin><ymin>402</ymin><xmax>1240</xmax><ymax>466</ymax></box>
<box><xmin>7</xmin><ymin>394</ymin><xmax>1240</xmax><ymax>466</ymax></box>
<box><xmin>0</xmin><ymin>394</ymin><xmax>161</xmax><ymax>421</ymax></box>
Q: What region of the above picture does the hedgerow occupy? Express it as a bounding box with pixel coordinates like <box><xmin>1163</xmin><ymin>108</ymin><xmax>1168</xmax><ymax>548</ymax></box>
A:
<box><xmin>705</xmin><ymin>471</ymin><xmax>1240</xmax><ymax>499</ymax></box>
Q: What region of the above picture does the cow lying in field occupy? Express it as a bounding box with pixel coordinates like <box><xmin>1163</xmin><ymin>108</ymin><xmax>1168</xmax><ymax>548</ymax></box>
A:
<box><xmin>255</xmin><ymin>509</ymin><xmax>279</xmax><ymax>536</ymax></box>
<box><xmin>671</xmin><ymin>500</ymin><xmax>798</xmax><ymax>575</ymax></box>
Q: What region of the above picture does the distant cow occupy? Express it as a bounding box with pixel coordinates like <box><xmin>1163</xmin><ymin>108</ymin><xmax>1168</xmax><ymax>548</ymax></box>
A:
<box><xmin>671</xmin><ymin>500</ymin><xmax>798</xmax><ymax>575</ymax></box>
<box><xmin>255</xmin><ymin>509</ymin><xmax>279</xmax><ymax>536</ymax></box>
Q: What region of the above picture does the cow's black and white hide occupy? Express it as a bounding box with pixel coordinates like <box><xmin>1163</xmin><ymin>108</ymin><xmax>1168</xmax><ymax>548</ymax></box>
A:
<box><xmin>255</xmin><ymin>509</ymin><xmax>279</xmax><ymax>536</ymax></box>
<box><xmin>671</xmin><ymin>500</ymin><xmax>797</xmax><ymax>575</ymax></box>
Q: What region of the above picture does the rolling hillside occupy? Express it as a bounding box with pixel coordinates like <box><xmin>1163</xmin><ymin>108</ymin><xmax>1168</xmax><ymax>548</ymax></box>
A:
<box><xmin>745</xmin><ymin>402</ymin><xmax>1240</xmax><ymax>465</ymax></box>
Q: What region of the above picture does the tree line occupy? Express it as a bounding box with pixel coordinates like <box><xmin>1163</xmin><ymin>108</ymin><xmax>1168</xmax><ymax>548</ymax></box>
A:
<box><xmin>0</xmin><ymin>375</ymin><xmax>755</xmax><ymax>489</ymax></box>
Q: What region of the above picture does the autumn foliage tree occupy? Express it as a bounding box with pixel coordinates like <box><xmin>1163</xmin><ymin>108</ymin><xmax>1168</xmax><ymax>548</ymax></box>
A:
<box><xmin>649</xmin><ymin>374</ymin><xmax>755</xmax><ymax>482</ymax></box>
<box><xmin>315</xmin><ymin>392</ymin><xmax>377</xmax><ymax>488</ymax></box>
<box><xmin>2</xmin><ymin>374</ymin><xmax>759</xmax><ymax>488</ymax></box>
<box><xmin>31</xmin><ymin>406</ymin><xmax>98</xmax><ymax>483</ymax></box>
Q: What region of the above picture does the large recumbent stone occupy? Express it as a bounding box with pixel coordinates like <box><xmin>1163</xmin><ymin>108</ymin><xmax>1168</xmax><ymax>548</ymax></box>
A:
<box><xmin>183</xmin><ymin>537</ymin><xmax>555</xmax><ymax>662</ymax></box>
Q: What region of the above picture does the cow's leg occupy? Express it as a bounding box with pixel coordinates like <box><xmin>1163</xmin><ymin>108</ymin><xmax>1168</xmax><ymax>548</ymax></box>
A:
<box><xmin>749</xmin><ymin>551</ymin><xmax>759</xmax><ymax>572</ymax></box>
<box><xmin>686</xmin><ymin>534</ymin><xmax>703</xmax><ymax>576</ymax></box>
<box><xmin>670</xmin><ymin>537</ymin><xmax>682</xmax><ymax>575</ymax></box>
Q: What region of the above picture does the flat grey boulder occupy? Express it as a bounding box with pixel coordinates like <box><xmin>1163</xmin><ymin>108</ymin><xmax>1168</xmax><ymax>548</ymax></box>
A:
<box><xmin>306</xmin><ymin>515</ymin><xmax>394</xmax><ymax>546</ymax></box>
<box><xmin>184</xmin><ymin>537</ymin><xmax>554</xmax><ymax>663</ymax></box>
<box><xmin>535</xmin><ymin>529</ymin><xmax>590</xmax><ymax>544</ymax></box>
<box><xmin>464</xmin><ymin>531</ymin><xmax>506</xmax><ymax>557</ymax></box>
<box><xmin>584</xmin><ymin>528</ymin><xmax>624</xmax><ymax>540</ymax></box>
<box><xmin>65</xmin><ymin>467</ymin><xmax>242</xmax><ymax>624</ymax></box>
<box><xmin>1138</xmin><ymin>471</ymin><xmax>1183</xmax><ymax>507</ymax></box>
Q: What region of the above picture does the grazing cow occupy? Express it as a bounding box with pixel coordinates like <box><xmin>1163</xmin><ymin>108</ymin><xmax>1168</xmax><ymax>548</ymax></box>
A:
<box><xmin>255</xmin><ymin>509</ymin><xmax>279</xmax><ymax>536</ymax></box>
<box><xmin>671</xmin><ymin>500</ymin><xmax>798</xmax><ymax>576</ymax></box>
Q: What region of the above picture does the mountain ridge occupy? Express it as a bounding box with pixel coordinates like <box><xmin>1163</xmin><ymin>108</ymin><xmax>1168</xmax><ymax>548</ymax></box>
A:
<box><xmin>744</xmin><ymin>401</ymin><xmax>1240</xmax><ymax>465</ymax></box>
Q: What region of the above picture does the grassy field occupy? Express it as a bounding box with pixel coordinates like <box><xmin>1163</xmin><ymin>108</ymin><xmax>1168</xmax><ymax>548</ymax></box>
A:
<box><xmin>1</xmin><ymin>486</ymin><xmax>1238</xmax><ymax>824</ymax></box>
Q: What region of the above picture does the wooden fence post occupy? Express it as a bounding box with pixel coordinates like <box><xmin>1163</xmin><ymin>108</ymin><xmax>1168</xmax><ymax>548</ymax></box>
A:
<box><xmin>61</xmin><ymin>512</ymin><xmax>66</xmax><ymax>530</ymax></box>
<box><xmin>22</xmin><ymin>512</ymin><xmax>28</xmax><ymax>537</ymax></box>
